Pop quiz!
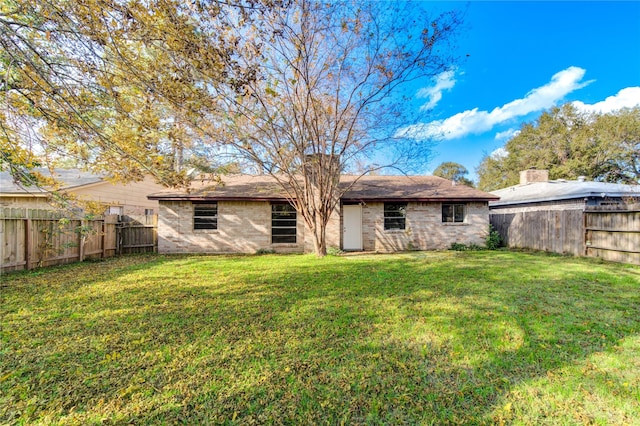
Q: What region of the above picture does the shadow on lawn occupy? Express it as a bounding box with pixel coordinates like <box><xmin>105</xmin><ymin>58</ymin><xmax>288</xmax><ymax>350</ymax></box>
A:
<box><xmin>240</xmin><ymin>253</ymin><xmax>639</xmax><ymax>424</ymax></box>
<box><xmin>1</xmin><ymin>252</ymin><xmax>638</xmax><ymax>424</ymax></box>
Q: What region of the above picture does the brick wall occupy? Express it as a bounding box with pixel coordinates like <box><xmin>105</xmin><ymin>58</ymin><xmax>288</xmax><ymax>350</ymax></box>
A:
<box><xmin>361</xmin><ymin>201</ymin><xmax>489</xmax><ymax>252</ymax></box>
<box><xmin>158</xmin><ymin>200</ymin><xmax>490</xmax><ymax>254</ymax></box>
<box><xmin>158</xmin><ymin>200</ymin><xmax>306</xmax><ymax>254</ymax></box>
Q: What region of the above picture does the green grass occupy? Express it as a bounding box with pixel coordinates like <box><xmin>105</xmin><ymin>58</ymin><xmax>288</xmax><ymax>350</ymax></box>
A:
<box><xmin>1</xmin><ymin>251</ymin><xmax>639</xmax><ymax>425</ymax></box>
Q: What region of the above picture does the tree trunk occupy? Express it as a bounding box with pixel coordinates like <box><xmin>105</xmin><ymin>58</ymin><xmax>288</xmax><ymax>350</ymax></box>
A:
<box><xmin>313</xmin><ymin>228</ymin><xmax>327</xmax><ymax>257</ymax></box>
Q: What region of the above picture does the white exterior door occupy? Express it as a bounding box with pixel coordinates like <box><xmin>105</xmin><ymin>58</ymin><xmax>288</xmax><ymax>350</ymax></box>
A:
<box><xmin>343</xmin><ymin>204</ymin><xmax>363</xmax><ymax>251</ymax></box>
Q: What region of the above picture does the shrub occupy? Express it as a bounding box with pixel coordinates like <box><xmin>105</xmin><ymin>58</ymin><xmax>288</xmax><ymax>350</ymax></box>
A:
<box><xmin>450</xmin><ymin>242</ymin><xmax>469</xmax><ymax>251</ymax></box>
<box><xmin>485</xmin><ymin>225</ymin><xmax>503</xmax><ymax>250</ymax></box>
<box><xmin>255</xmin><ymin>248</ymin><xmax>276</xmax><ymax>255</ymax></box>
<box><xmin>326</xmin><ymin>246</ymin><xmax>343</xmax><ymax>256</ymax></box>
<box><xmin>450</xmin><ymin>242</ymin><xmax>484</xmax><ymax>252</ymax></box>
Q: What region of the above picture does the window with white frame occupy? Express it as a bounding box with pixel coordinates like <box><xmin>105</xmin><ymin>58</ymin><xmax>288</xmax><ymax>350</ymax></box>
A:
<box><xmin>442</xmin><ymin>203</ymin><xmax>465</xmax><ymax>223</ymax></box>
<box><xmin>272</xmin><ymin>203</ymin><xmax>297</xmax><ymax>243</ymax></box>
<box><xmin>107</xmin><ymin>206</ymin><xmax>123</xmax><ymax>216</ymax></box>
<box><xmin>193</xmin><ymin>203</ymin><xmax>218</xmax><ymax>230</ymax></box>
<box><xmin>384</xmin><ymin>203</ymin><xmax>407</xmax><ymax>230</ymax></box>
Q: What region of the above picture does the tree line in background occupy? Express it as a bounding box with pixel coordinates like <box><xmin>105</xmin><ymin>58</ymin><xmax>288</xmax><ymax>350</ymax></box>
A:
<box><xmin>475</xmin><ymin>104</ymin><xmax>640</xmax><ymax>191</ymax></box>
<box><xmin>433</xmin><ymin>105</ymin><xmax>640</xmax><ymax>191</ymax></box>
<box><xmin>432</xmin><ymin>161</ymin><xmax>474</xmax><ymax>187</ymax></box>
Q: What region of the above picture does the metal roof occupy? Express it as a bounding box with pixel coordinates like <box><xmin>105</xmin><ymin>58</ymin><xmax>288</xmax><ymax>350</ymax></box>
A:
<box><xmin>490</xmin><ymin>179</ymin><xmax>640</xmax><ymax>206</ymax></box>
<box><xmin>0</xmin><ymin>168</ymin><xmax>105</xmax><ymax>194</ymax></box>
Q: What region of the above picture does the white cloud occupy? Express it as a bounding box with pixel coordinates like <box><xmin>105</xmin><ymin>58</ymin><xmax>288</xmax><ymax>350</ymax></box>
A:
<box><xmin>417</xmin><ymin>69</ymin><xmax>456</xmax><ymax>111</ymax></box>
<box><xmin>572</xmin><ymin>87</ymin><xmax>640</xmax><ymax>114</ymax></box>
<box><xmin>397</xmin><ymin>66</ymin><xmax>593</xmax><ymax>141</ymax></box>
<box><xmin>495</xmin><ymin>128</ymin><xmax>520</xmax><ymax>141</ymax></box>
<box><xmin>490</xmin><ymin>147</ymin><xmax>508</xmax><ymax>160</ymax></box>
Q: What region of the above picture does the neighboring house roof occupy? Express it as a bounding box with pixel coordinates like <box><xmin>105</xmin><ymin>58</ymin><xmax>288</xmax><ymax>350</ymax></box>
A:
<box><xmin>0</xmin><ymin>168</ymin><xmax>104</xmax><ymax>195</ymax></box>
<box><xmin>490</xmin><ymin>179</ymin><xmax>640</xmax><ymax>207</ymax></box>
<box><xmin>148</xmin><ymin>174</ymin><xmax>499</xmax><ymax>202</ymax></box>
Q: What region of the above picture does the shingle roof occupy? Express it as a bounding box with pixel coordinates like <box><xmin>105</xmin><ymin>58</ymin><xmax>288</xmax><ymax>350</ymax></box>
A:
<box><xmin>490</xmin><ymin>179</ymin><xmax>640</xmax><ymax>206</ymax></box>
<box><xmin>341</xmin><ymin>175</ymin><xmax>498</xmax><ymax>201</ymax></box>
<box><xmin>148</xmin><ymin>174</ymin><xmax>499</xmax><ymax>202</ymax></box>
<box><xmin>0</xmin><ymin>168</ymin><xmax>105</xmax><ymax>194</ymax></box>
<box><xmin>148</xmin><ymin>175</ymin><xmax>289</xmax><ymax>201</ymax></box>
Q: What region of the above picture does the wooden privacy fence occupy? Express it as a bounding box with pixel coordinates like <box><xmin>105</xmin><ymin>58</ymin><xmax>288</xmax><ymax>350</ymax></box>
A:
<box><xmin>585</xmin><ymin>206</ymin><xmax>640</xmax><ymax>265</ymax></box>
<box><xmin>491</xmin><ymin>205</ymin><xmax>640</xmax><ymax>265</ymax></box>
<box><xmin>490</xmin><ymin>209</ymin><xmax>584</xmax><ymax>256</ymax></box>
<box><xmin>117</xmin><ymin>214</ymin><xmax>158</xmax><ymax>254</ymax></box>
<box><xmin>0</xmin><ymin>208</ymin><xmax>157</xmax><ymax>273</ymax></box>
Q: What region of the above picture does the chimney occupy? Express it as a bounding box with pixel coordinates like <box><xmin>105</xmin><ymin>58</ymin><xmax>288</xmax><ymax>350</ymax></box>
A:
<box><xmin>303</xmin><ymin>153</ymin><xmax>341</xmax><ymax>185</ymax></box>
<box><xmin>520</xmin><ymin>169</ymin><xmax>549</xmax><ymax>185</ymax></box>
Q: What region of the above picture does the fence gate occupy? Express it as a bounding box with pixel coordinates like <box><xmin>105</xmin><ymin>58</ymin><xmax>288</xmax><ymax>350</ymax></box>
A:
<box><xmin>116</xmin><ymin>215</ymin><xmax>158</xmax><ymax>254</ymax></box>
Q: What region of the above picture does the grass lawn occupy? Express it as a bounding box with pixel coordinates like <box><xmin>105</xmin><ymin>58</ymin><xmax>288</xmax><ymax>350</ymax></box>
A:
<box><xmin>1</xmin><ymin>251</ymin><xmax>639</xmax><ymax>425</ymax></box>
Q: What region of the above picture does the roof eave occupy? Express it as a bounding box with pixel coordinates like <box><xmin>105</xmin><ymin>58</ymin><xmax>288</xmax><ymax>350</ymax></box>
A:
<box><xmin>0</xmin><ymin>192</ymin><xmax>49</xmax><ymax>197</ymax></box>
<box><xmin>147</xmin><ymin>195</ymin><xmax>290</xmax><ymax>202</ymax></box>
<box><xmin>151</xmin><ymin>195</ymin><xmax>498</xmax><ymax>203</ymax></box>
<box><xmin>490</xmin><ymin>191</ymin><xmax>634</xmax><ymax>207</ymax></box>
<box><xmin>60</xmin><ymin>180</ymin><xmax>107</xmax><ymax>191</ymax></box>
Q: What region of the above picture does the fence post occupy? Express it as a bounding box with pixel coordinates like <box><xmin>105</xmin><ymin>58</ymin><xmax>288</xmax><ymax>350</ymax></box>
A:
<box><xmin>101</xmin><ymin>220</ymin><xmax>107</xmax><ymax>259</ymax></box>
<box><xmin>78</xmin><ymin>219</ymin><xmax>85</xmax><ymax>262</ymax></box>
<box><xmin>583</xmin><ymin>210</ymin><xmax>588</xmax><ymax>256</ymax></box>
<box><xmin>25</xmin><ymin>218</ymin><xmax>32</xmax><ymax>270</ymax></box>
<box><xmin>116</xmin><ymin>223</ymin><xmax>121</xmax><ymax>255</ymax></box>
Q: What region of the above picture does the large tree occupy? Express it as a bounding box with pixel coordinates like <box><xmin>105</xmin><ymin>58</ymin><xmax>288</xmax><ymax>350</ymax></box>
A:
<box><xmin>216</xmin><ymin>0</ymin><xmax>461</xmax><ymax>255</ymax></box>
<box><xmin>1</xmin><ymin>0</ymin><xmax>274</xmax><ymax>189</ymax></box>
<box><xmin>476</xmin><ymin>104</ymin><xmax>640</xmax><ymax>191</ymax></box>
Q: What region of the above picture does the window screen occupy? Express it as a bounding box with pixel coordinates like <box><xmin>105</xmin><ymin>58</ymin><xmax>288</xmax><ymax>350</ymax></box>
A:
<box><xmin>384</xmin><ymin>203</ymin><xmax>407</xmax><ymax>230</ymax></box>
<box><xmin>272</xmin><ymin>203</ymin><xmax>297</xmax><ymax>243</ymax></box>
<box><xmin>194</xmin><ymin>203</ymin><xmax>218</xmax><ymax>230</ymax></box>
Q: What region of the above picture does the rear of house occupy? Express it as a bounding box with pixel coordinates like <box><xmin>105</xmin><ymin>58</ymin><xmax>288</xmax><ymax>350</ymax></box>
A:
<box><xmin>149</xmin><ymin>175</ymin><xmax>499</xmax><ymax>254</ymax></box>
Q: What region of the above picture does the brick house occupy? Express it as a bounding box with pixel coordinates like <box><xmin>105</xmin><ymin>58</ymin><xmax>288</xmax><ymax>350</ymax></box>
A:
<box><xmin>148</xmin><ymin>174</ymin><xmax>499</xmax><ymax>254</ymax></box>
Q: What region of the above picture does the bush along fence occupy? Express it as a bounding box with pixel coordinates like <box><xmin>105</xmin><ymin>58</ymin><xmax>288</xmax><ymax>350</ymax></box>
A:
<box><xmin>0</xmin><ymin>208</ymin><xmax>157</xmax><ymax>273</ymax></box>
<box><xmin>491</xmin><ymin>204</ymin><xmax>640</xmax><ymax>265</ymax></box>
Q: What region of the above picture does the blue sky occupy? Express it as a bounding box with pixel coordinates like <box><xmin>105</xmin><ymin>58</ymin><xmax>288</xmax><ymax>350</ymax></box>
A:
<box><xmin>400</xmin><ymin>1</ymin><xmax>640</xmax><ymax>181</ymax></box>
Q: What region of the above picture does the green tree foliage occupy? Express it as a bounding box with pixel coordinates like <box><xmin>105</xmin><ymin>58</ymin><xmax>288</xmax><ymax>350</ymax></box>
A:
<box><xmin>475</xmin><ymin>149</ymin><xmax>511</xmax><ymax>192</ymax></box>
<box><xmin>433</xmin><ymin>161</ymin><xmax>474</xmax><ymax>187</ymax></box>
<box><xmin>476</xmin><ymin>104</ymin><xmax>640</xmax><ymax>191</ymax></box>
<box><xmin>0</xmin><ymin>0</ymin><xmax>275</xmax><ymax>188</ymax></box>
<box><xmin>592</xmin><ymin>108</ymin><xmax>640</xmax><ymax>183</ymax></box>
